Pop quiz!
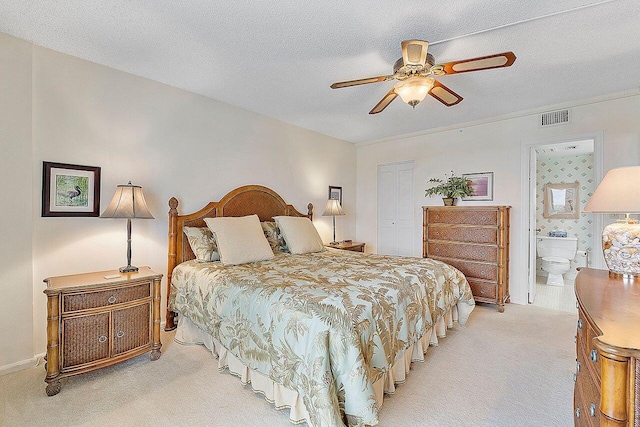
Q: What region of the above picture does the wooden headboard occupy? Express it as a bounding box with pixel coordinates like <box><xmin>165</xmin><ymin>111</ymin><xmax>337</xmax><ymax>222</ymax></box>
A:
<box><xmin>165</xmin><ymin>185</ymin><xmax>313</xmax><ymax>330</ymax></box>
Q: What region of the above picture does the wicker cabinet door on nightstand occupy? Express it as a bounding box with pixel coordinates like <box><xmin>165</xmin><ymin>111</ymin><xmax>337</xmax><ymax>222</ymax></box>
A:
<box><xmin>62</xmin><ymin>313</ymin><xmax>110</xmax><ymax>369</ymax></box>
<box><xmin>423</xmin><ymin>206</ymin><xmax>510</xmax><ymax>312</ymax></box>
<box><xmin>44</xmin><ymin>267</ymin><xmax>162</xmax><ymax>396</ymax></box>
<box><xmin>112</xmin><ymin>303</ymin><xmax>151</xmax><ymax>356</ymax></box>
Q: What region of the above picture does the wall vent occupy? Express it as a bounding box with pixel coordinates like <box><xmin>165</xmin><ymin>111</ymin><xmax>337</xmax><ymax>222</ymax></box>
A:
<box><xmin>540</xmin><ymin>109</ymin><xmax>570</xmax><ymax>127</ymax></box>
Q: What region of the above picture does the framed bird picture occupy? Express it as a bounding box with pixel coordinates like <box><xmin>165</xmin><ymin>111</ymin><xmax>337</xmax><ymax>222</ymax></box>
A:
<box><xmin>42</xmin><ymin>162</ymin><xmax>101</xmax><ymax>217</ymax></box>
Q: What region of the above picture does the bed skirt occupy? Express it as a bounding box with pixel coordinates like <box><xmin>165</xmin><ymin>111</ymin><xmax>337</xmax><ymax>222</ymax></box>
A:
<box><xmin>175</xmin><ymin>305</ymin><xmax>462</xmax><ymax>426</ymax></box>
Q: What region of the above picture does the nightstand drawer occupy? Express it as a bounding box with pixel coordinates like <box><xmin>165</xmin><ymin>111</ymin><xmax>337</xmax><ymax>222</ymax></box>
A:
<box><xmin>428</xmin><ymin>226</ymin><xmax>498</xmax><ymax>244</ymax></box>
<box><xmin>428</xmin><ymin>241</ymin><xmax>498</xmax><ymax>263</ymax></box>
<box><xmin>62</xmin><ymin>313</ymin><xmax>110</xmax><ymax>369</ymax></box>
<box><xmin>113</xmin><ymin>303</ymin><xmax>151</xmax><ymax>355</ymax></box>
<box><xmin>63</xmin><ymin>282</ymin><xmax>151</xmax><ymax>312</ymax></box>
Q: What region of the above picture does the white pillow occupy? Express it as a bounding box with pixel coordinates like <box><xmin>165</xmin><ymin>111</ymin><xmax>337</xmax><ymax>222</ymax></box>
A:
<box><xmin>274</xmin><ymin>216</ymin><xmax>324</xmax><ymax>255</ymax></box>
<box><xmin>204</xmin><ymin>215</ymin><xmax>274</xmax><ymax>266</ymax></box>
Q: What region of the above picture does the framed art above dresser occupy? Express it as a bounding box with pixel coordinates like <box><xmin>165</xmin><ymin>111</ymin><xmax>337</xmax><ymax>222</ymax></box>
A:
<box><xmin>423</xmin><ymin>206</ymin><xmax>510</xmax><ymax>312</ymax></box>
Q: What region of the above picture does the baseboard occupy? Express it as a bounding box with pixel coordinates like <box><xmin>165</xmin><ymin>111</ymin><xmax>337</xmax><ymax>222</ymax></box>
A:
<box><xmin>0</xmin><ymin>352</ymin><xmax>45</xmax><ymax>376</ymax></box>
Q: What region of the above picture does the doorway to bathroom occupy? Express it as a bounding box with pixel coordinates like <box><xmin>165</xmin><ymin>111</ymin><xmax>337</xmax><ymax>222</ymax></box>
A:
<box><xmin>524</xmin><ymin>134</ymin><xmax>603</xmax><ymax>313</ymax></box>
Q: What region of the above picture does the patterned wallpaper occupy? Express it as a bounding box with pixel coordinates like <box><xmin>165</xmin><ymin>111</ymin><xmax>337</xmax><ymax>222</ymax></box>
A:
<box><xmin>536</xmin><ymin>153</ymin><xmax>595</xmax><ymax>257</ymax></box>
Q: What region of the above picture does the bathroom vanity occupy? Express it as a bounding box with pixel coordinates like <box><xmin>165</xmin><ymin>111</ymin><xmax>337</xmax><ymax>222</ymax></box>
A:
<box><xmin>574</xmin><ymin>268</ymin><xmax>640</xmax><ymax>426</ymax></box>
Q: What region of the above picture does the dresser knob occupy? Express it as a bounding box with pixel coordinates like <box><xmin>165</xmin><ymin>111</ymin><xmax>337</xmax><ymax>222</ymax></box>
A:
<box><xmin>576</xmin><ymin>361</ymin><xmax>581</xmax><ymax>373</ymax></box>
<box><xmin>435</xmin><ymin>215</ymin><xmax>440</xmax><ymax>219</ymax></box>
<box><xmin>480</xmin><ymin>289</ymin><xmax>486</xmax><ymax>295</ymax></box>
<box><xmin>434</xmin><ymin>231</ymin><xmax>440</xmax><ymax>236</ymax></box>
<box><xmin>575</xmin><ymin>408</ymin><xmax>580</xmax><ymax>418</ymax></box>
<box><xmin>574</xmin><ymin>335</ymin><xmax>577</xmax><ymax>343</ymax></box>
<box><xmin>481</xmin><ymin>216</ymin><xmax>487</xmax><ymax>221</ymax></box>
<box><xmin>435</xmin><ymin>248</ymin><xmax>440</xmax><ymax>252</ymax></box>
<box><xmin>108</xmin><ymin>295</ymin><xmax>117</xmax><ymax>304</ymax></box>
<box><xmin>577</xmin><ymin>319</ymin><xmax>582</xmax><ymax>329</ymax></box>
<box><xmin>590</xmin><ymin>350</ymin><xmax>597</xmax><ymax>363</ymax></box>
<box><xmin>98</xmin><ymin>335</ymin><xmax>107</xmax><ymax>343</ymax></box>
<box><xmin>116</xmin><ymin>330</ymin><xmax>125</xmax><ymax>338</ymax></box>
<box><xmin>573</xmin><ymin>373</ymin><xmax>577</xmax><ymax>382</ymax></box>
<box><xmin>589</xmin><ymin>403</ymin><xmax>596</xmax><ymax>417</ymax></box>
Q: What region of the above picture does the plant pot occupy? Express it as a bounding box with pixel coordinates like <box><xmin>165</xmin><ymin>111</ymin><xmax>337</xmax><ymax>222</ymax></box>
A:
<box><xmin>442</xmin><ymin>197</ymin><xmax>458</xmax><ymax>206</ymax></box>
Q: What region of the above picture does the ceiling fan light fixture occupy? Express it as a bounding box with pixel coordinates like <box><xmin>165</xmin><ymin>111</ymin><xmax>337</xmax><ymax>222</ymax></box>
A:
<box><xmin>394</xmin><ymin>77</ymin><xmax>435</xmax><ymax>108</ymax></box>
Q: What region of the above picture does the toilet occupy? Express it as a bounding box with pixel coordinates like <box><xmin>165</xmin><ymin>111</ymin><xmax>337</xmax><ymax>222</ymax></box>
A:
<box><xmin>536</xmin><ymin>235</ymin><xmax>578</xmax><ymax>286</ymax></box>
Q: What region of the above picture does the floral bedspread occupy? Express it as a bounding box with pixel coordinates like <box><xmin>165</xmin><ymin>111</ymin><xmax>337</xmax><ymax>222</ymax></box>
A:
<box><xmin>170</xmin><ymin>248</ymin><xmax>475</xmax><ymax>427</ymax></box>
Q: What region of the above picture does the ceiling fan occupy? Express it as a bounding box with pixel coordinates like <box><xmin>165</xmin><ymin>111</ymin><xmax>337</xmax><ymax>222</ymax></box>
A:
<box><xmin>330</xmin><ymin>40</ymin><xmax>516</xmax><ymax>114</ymax></box>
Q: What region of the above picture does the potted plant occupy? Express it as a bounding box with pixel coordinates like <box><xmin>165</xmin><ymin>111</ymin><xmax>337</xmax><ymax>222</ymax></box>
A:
<box><xmin>425</xmin><ymin>171</ymin><xmax>473</xmax><ymax>206</ymax></box>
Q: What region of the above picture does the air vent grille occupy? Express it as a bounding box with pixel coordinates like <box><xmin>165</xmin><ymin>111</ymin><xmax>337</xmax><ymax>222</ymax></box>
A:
<box><xmin>540</xmin><ymin>109</ymin><xmax>570</xmax><ymax>127</ymax></box>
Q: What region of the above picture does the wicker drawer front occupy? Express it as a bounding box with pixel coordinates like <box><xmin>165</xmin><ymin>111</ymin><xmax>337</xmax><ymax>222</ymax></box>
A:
<box><xmin>586</xmin><ymin>325</ymin><xmax>602</xmax><ymax>380</ymax></box>
<box><xmin>428</xmin><ymin>242</ymin><xmax>497</xmax><ymax>263</ymax></box>
<box><xmin>428</xmin><ymin>209</ymin><xmax>498</xmax><ymax>226</ymax></box>
<box><xmin>112</xmin><ymin>303</ymin><xmax>151</xmax><ymax>356</ymax></box>
<box><xmin>437</xmin><ymin>258</ymin><xmax>498</xmax><ymax>282</ymax></box>
<box><xmin>63</xmin><ymin>283</ymin><xmax>150</xmax><ymax>312</ymax></box>
<box><xmin>428</xmin><ymin>226</ymin><xmax>498</xmax><ymax>244</ymax></box>
<box><xmin>576</xmin><ymin>347</ymin><xmax>601</xmax><ymax>425</ymax></box>
<box><xmin>62</xmin><ymin>313</ymin><xmax>110</xmax><ymax>368</ymax></box>
<box><xmin>577</xmin><ymin>309</ymin><xmax>588</xmax><ymax>355</ymax></box>
<box><xmin>468</xmin><ymin>279</ymin><xmax>497</xmax><ymax>300</ymax></box>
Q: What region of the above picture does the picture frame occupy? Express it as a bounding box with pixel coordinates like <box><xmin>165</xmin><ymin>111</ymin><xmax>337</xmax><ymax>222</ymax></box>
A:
<box><xmin>328</xmin><ymin>185</ymin><xmax>342</xmax><ymax>205</ymax></box>
<box><xmin>42</xmin><ymin>161</ymin><xmax>101</xmax><ymax>217</ymax></box>
<box><xmin>543</xmin><ymin>181</ymin><xmax>580</xmax><ymax>219</ymax></box>
<box><xmin>462</xmin><ymin>172</ymin><xmax>494</xmax><ymax>201</ymax></box>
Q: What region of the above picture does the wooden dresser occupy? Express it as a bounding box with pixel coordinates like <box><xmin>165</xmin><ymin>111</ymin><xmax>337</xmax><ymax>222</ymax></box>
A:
<box><xmin>422</xmin><ymin>206</ymin><xmax>510</xmax><ymax>312</ymax></box>
<box><xmin>574</xmin><ymin>268</ymin><xmax>640</xmax><ymax>426</ymax></box>
<box><xmin>43</xmin><ymin>267</ymin><xmax>162</xmax><ymax>396</ymax></box>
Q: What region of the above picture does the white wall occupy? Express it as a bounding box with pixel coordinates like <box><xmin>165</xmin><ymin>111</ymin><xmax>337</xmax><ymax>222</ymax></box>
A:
<box><xmin>356</xmin><ymin>94</ymin><xmax>640</xmax><ymax>305</ymax></box>
<box><xmin>0</xmin><ymin>33</ymin><xmax>34</xmax><ymax>370</ymax></box>
<box><xmin>1</xmin><ymin>33</ymin><xmax>356</xmax><ymax>369</ymax></box>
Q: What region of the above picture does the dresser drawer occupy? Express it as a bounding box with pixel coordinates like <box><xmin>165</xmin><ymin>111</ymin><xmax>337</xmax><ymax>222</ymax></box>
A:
<box><xmin>63</xmin><ymin>282</ymin><xmax>151</xmax><ymax>312</ymax></box>
<box><xmin>428</xmin><ymin>241</ymin><xmax>498</xmax><ymax>263</ymax></box>
<box><xmin>434</xmin><ymin>257</ymin><xmax>499</xmax><ymax>282</ymax></box>
<box><xmin>428</xmin><ymin>226</ymin><xmax>498</xmax><ymax>244</ymax></box>
<box><xmin>62</xmin><ymin>312</ymin><xmax>110</xmax><ymax>369</ymax></box>
<box><xmin>585</xmin><ymin>325</ymin><xmax>601</xmax><ymax>383</ymax></box>
<box><xmin>576</xmin><ymin>347</ymin><xmax>601</xmax><ymax>425</ymax></box>
<box><xmin>427</xmin><ymin>209</ymin><xmax>498</xmax><ymax>226</ymax></box>
<box><xmin>468</xmin><ymin>279</ymin><xmax>497</xmax><ymax>300</ymax></box>
<box><xmin>576</xmin><ymin>308</ymin><xmax>588</xmax><ymax>355</ymax></box>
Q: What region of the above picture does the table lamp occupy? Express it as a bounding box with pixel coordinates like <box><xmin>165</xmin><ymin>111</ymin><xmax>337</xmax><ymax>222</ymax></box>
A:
<box><xmin>583</xmin><ymin>166</ymin><xmax>640</xmax><ymax>278</ymax></box>
<box><xmin>101</xmin><ymin>181</ymin><xmax>154</xmax><ymax>272</ymax></box>
<box><xmin>322</xmin><ymin>198</ymin><xmax>345</xmax><ymax>245</ymax></box>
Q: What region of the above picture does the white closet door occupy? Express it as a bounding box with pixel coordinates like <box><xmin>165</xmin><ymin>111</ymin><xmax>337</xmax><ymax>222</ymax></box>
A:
<box><xmin>377</xmin><ymin>161</ymin><xmax>414</xmax><ymax>255</ymax></box>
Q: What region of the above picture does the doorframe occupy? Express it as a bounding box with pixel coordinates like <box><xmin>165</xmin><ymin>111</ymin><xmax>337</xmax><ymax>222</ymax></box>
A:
<box><xmin>520</xmin><ymin>131</ymin><xmax>604</xmax><ymax>304</ymax></box>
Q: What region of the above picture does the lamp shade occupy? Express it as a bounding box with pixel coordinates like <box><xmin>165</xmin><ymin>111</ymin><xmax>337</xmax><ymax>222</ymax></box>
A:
<box><xmin>583</xmin><ymin>166</ymin><xmax>640</xmax><ymax>213</ymax></box>
<box><xmin>322</xmin><ymin>199</ymin><xmax>345</xmax><ymax>216</ymax></box>
<box><xmin>101</xmin><ymin>182</ymin><xmax>154</xmax><ymax>219</ymax></box>
<box><xmin>393</xmin><ymin>76</ymin><xmax>435</xmax><ymax>107</ymax></box>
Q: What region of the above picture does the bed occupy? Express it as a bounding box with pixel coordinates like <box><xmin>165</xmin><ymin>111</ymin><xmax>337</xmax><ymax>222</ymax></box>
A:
<box><xmin>165</xmin><ymin>185</ymin><xmax>475</xmax><ymax>427</ymax></box>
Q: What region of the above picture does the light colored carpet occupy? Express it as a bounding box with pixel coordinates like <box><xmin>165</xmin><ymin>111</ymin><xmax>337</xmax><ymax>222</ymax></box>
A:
<box><xmin>0</xmin><ymin>303</ymin><xmax>577</xmax><ymax>427</ymax></box>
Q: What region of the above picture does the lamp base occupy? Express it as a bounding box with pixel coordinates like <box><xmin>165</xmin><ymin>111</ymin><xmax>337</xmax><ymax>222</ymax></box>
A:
<box><xmin>602</xmin><ymin>219</ymin><xmax>640</xmax><ymax>277</ymax></box>
<box><xmin>119</xmin><ymin>265</ymin><xmax>139</xmax><ymax>273</ymax></box>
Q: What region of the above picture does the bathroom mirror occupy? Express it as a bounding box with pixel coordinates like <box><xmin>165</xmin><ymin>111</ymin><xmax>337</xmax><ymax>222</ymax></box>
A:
<box><xmin>543</xmin><ymin>181</ymin><xmax>580</xmax><ymax>219</ymax></box>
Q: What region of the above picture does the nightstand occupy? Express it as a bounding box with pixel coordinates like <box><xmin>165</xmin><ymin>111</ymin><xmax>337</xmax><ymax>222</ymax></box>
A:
<box><xmin>327</xmin><ymin>241</ymin><xmax>366</xmax><ymax>252</ymax></box>
<box><xmin>43</xmin><ymin>267</ymin><xmax>162</xmax><ymax>396</ymax></box>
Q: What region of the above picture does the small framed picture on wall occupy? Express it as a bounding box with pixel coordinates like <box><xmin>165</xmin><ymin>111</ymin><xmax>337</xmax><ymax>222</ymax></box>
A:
<box><xmin>463</xmin><ymin>172</ymin><xmax>494</xmax><ymax>201</ymax></box>
<box><xmin>329</xmin><ymin>186</ymin><xmax>342</xmax><ymax>205</ymax></box>
<box><xmin>42</xmin><ymin>161</ymin><xmax>101</xmax><ymax>217</ymax></box>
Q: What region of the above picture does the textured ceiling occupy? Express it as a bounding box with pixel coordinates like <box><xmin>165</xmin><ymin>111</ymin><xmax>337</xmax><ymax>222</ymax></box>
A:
<box><xmin>1</xmin><ymin>0</ymin><xmax>639</xmax><ymax>143</ymax></box>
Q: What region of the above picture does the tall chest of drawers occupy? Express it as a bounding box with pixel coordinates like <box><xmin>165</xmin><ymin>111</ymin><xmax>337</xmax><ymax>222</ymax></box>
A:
<box><xmin>574</xmin><ymin>268</ymin><xmax>640</xmax><ymax>427</ymax></box>
<box><xmin>422</xmin><ymin>206</ymin><xmax>510</xmax><ymax>312</ymax></box>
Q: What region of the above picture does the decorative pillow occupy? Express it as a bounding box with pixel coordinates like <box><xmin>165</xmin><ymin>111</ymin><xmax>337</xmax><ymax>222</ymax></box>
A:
<box><xmin>204</xmin><ymin>215</ymin><xmax>274</xmax><ymax>266</ymax></box>
<box><xmin>261</xmin><ymin>221</ymin><xmax>288</xmax><ymax>253</ymax></box>
<box><xmin>183</xmin><ymin>227</ymin><xmax>220</xmax><ymax>262</ymax></box>
<box><xmin>273</xmin><ymin>216</ymin><xmax>324</xmax><ymax>255</ymax></box>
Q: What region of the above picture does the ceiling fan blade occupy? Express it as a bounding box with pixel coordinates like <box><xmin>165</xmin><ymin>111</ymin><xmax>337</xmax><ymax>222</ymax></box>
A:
<box><xmin>401</xmin><ymin>40</ymin><xmax>429</xmax><ymax>66</ymax></box>
<box><xmin>330</xmin><ymin>75</ymin><xmax>391</xmax><ymax>89</ymax></box>
<box><xmin>440</xmin><ymin>51</ymin><xmax>516</xmax><ymax>74</ymax></box>
<box><xmin>429</xmin><ymin>81</ymin><xmax>463</xmax><ymax>107</ymax></box>
<box><xmin>369</xmin><ymin>89</ymin><xmax>398</xmax><ymax>114</ymax></box>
